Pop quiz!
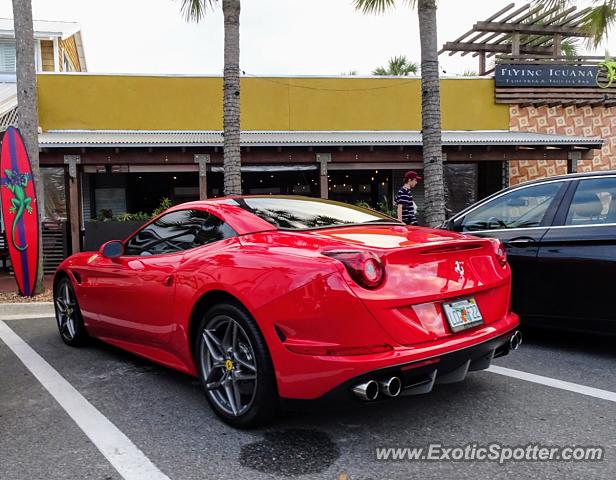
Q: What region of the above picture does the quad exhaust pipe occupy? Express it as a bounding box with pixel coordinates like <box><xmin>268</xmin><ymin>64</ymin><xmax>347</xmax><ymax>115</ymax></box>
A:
<box><xmin>352</xmin><ymin>333</ymin><xmax>522</xmax><ymax>401</ymax></box>
<box><xmin>379</xmin><ymin>376</ymin><xmax>402</xmax><ymax>397</ymax></box>
<box><xmin>352</xmin><ymin>380</ymin><xmax>379</xmax><ymax>401</ymax></box>
<box><xmin>353</xmin><ymin>376</ymin><xmax>401</xmax><ymax>401</ymax></box>
<box><xmin>509</xmin><ymin>330</ymin><xmax>523</xmax><ymax>351</ymax></box>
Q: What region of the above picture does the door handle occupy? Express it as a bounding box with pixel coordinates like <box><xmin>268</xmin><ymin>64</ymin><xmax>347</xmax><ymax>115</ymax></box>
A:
<box><xmin>506</xmin><ymin>237</ymin><xmax>536</xmax><ymax>247</ymax></box>
<box><xmin>162</xmin><ymin>275</ymin><xmax>174</xmax><ymax>287</ymax></box>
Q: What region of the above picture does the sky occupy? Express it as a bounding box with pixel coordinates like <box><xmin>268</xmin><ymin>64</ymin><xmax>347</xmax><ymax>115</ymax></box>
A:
<box><xmin>0</xmin><ymin>0</ymin><xmax>613</xmax><ymax>76</ymax></box>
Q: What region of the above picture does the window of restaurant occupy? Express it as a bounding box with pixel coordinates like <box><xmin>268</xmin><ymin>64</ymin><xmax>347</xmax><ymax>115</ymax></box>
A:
<box><xmin>328</xmin><ymin>169</ymin><xmax>392</xmax><ymax>209</ymax></box>
<box><xmin>207</xmin><ymin>166</ymin><xmax>319</xmax><ymax>198</ymax></box>
<box><xmin>84</xmin><ymin>172</ymin><xmax>200</xmax><ymax>220</ymax></box>
<box><xmin>41</xmin><ymin>167</ymin><xmax>67</xmax><ymax>222</ymax></box>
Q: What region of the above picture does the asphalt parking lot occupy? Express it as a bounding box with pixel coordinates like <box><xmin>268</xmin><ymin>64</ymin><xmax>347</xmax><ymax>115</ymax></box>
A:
<box><xmin>1</xmin><ymin>316</ymin><xmax>615</xmax><ymax>480</ymax></box>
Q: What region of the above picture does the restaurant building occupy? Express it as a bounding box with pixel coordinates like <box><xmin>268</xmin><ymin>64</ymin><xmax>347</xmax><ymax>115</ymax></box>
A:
<box><xmin>29</xmin><ymin>71</ymin><xmax>602</xmax><ymax>264</ymax></box>
<box><xmin>3</xmin><ymin>3</ymin><xmax>615</xmax><ymax>272</ymax></box>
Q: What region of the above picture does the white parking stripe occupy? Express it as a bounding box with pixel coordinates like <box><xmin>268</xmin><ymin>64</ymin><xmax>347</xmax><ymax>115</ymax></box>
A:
<box><xmin>488</xmin><ymin>365</ymin><xmax>616</xmax><ymax>403</ymax></box>
<box><xmin>1</xmin><ymin>314</ymin><xmax>55</xmax><ymax>321</ymax></box>
<box><xmin>0</xmin><ymin>321</ymin><xmax>170</xmax><ymax>480</ymax></box>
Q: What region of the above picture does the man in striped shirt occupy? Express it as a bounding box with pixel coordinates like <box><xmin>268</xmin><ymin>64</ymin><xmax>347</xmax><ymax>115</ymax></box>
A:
<box><xmin>395</xmin><ymin>171</ymin><xmax>421</xmax><ymax>226</ymax></box>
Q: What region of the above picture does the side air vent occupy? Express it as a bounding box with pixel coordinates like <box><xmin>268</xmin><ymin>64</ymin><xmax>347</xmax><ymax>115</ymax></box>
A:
<box><xmin>274</xmin><ymin>324</ymin><xmax>286</xmax><ymax>342</ymax></box>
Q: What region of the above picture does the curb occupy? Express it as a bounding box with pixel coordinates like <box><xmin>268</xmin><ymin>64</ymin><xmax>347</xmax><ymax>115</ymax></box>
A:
<box><xmin>0</xmin><ymin>302</ymin><xmax>55</xmax><ymax>320</ymax></box>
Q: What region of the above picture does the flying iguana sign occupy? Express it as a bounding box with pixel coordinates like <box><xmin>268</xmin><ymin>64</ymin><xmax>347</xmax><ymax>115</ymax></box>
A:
<box><xmin>1</xmin><ymin>126</ymin><xmax>39</xmax><ymax>296</ymax></box>
<box><xmin>495</xmin><ymin>64</ymin><xmax>598</xmax><ymax>87</ymax></box>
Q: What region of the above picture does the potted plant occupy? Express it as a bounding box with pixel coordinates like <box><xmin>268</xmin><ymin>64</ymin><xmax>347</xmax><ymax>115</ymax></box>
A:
<box><xmin>83</xmin><ymin>198</ymin><xmax>171</xmax><ymax>251</ymax></box>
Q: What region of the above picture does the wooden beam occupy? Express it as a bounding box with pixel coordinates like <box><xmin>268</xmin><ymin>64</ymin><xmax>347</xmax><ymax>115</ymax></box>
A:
<box><xmin>439</xmin><ymin>2</ymin><xmax>519</xmax><ymax>54</ymax></box>
<box><xmin>470</xmin><ymin>5</ymin><xmax>572</xmax><ymax>58</ymax></box>
<box><xmin>567</xmin><ymin>150</ymin><xmax>582</xmax><ymax>173</ymax></box>
<box><xmin>473</xmin><ymin>21</ymin><xmax>591</xmax><ymax>37</ymax></box>
<box><xmin>462</xmin><ymin>4</ymin><xmax>544</xmax><ymax>57</ymax></box>
<box><xmin>194</xmin><ymin>154</ymin><xmax>210</xmax><ymax>199</ymax></box>
<box><xmin>442</xmin><ymin>42</ymin><xmax>552</xmax><ymax>54</ymax></box>
<box><xmin>316</xmin><ymin>153</ymin><xmax>332</xmax><ymax>199</ymax></box>
<box><xmin>445</xmin><ymin>148</ymin><xmax>597</xmax><ymax>162</ymax></box>
<box><xmin>64</xmin><ymin>155</ymin><xmax>81</xmax><ymax>255</ymax></box>
<box><xmin>496</xmin><ymin>87</ymin><xmax>616</xmax><ymax>94</ymax></box>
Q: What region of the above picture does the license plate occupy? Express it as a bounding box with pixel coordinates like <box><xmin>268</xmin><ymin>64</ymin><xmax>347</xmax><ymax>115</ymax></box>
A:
<box><xmin>443</xmin><ymin>297</ymin><xmax>483</xmax><ymax>332</ymax></box>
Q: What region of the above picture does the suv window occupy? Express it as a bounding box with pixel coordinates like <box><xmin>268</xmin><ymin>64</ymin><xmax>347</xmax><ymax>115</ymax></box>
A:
<box><xmin>461</xmin><ymin>182</ymin><xmax>562</xmax><ymax>232</ymax></box>
<box><xmin>124</xmin><ymin>209</ymin><xmax>236</xmax><ymax>256</ymax></box>
<box><xmin>566</xmin><ymin>177</ymin><xmax>616</xmax><ymax>226</ymax></box>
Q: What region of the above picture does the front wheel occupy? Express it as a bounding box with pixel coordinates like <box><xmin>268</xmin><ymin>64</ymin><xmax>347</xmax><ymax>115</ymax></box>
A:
<box><xmin>195</xmin><ymin>302</ymin><xmax>278</xmax><ymax>428</ymax></box>
<box><xmin>54</xmin><ymin>277</ymin><xmax>88</xmax><ymax>346</ymax></box>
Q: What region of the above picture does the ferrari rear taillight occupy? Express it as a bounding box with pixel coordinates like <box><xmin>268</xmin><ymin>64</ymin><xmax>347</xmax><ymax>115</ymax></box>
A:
<box><xmin>489</xmin><ymin>238</ymin><xmax>507</xmax><ymax>267</ymax></box>
<box><xmin>323</xmin><ymin>250</ymin><xmax>384</xmax><ymax>289</ymax></box>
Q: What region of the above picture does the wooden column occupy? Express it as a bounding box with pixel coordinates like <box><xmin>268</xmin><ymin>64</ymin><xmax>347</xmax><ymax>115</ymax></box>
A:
<box><xmin>478</xmin><ymin>51</ymin><xmax>486</xmax><ymax>76</ymax></box>
<box><xmin>511</xmin><ymin>32</ymin><xmax>520</xmax><ymax>56</ymax></box>
<box><xmin>553</xmin><ymin>34</ymin><xmax>562</xmax><ymax>57</ymax></box>
<box><xmin>64</xmin><ymin>155</ymin><xmax>81</xmax><ymax>254</ymax></box>
<box><xmin>567</xmin><ymin>150</ymin><xmax>581</xmax><ymax>174</ymax></box>
<box><xmin>194</xmin><ymin>154</ymin><xmax>211</xmax><ymax>200</ymax></box>
<box><xmin>316</xmin><ymin>153</ymin><xmax>331</xmax><ymax>199</ymax></box>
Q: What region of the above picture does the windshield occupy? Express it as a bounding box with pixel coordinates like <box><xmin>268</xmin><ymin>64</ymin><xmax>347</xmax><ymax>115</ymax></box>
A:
<box><xmin>224</xmin><ymin>196</ymin><xmax>401</xmax><ymax>230</ymax></box>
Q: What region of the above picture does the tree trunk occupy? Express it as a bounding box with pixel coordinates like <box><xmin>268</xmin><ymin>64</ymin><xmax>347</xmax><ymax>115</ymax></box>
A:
<box><xmin>12</xmin><ymin>0</ymin><xmax>44</xmax><ymax>295</ymax></box>
<box><xmin>417</xmin><ymin>0</ymin><xmax>445</xmax><ymax>227</ymax></box>
<box><xmin>222</xmin><ymin>0</ymin><xmax>241</xmax><ymax>195</ymax></box>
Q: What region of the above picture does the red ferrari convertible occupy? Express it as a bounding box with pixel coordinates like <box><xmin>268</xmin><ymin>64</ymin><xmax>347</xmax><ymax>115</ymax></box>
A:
<box><xmin>54</xmin><ymin>196</ymin><xmax>520</xmax><ymax>427</ymax></box>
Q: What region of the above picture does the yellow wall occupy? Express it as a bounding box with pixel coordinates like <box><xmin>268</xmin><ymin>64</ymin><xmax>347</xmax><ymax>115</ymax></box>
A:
<box><xmin>37</xmin><ymin>74</ymin><xmax>508</xmax><ymax>132</ymax></box>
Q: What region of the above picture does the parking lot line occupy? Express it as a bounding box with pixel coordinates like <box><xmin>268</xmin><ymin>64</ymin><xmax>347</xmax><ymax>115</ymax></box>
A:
<box><xmin>488</xmin><ymin>365</ymin><xmax>616</xmax><ymax>403</ymax></box>
<box><xmin>0</xmin><ymin>321</ymin><xmax>171</xmax><ymax>480</ymax></box>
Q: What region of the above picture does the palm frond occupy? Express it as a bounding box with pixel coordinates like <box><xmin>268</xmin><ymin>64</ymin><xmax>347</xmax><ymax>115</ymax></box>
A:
<box><xmin>373</xmin><ymin>55</ymin><xmax>418</xmax><ymax>76</ymax></box>
<box><xmin>582</xmin><ymin>1</ymin><xmax>616</xmax><ymax>48</ymax></box>
<box><xmin>561</xmin><ymin>38</ymin><xmax>579</xmax><ymax>57</ymax></box>
<box><xmin>532</xmin><ymin>0</ymin><xmax>569</xmax><ymax>11</ymax></box>
<box><xmin>176</xmin><ymin>0</ymin><xmax>217</xmax><ymax>22</ymax></box>
<box><xmin>353</xmin><ymin>0</ymin><xmax>416</xmax><ymax>15</ymax></box>
<box><xmin>534</xmin><ymin>0</ymin><xmax>616</xmax><ymax>48</ymax></box>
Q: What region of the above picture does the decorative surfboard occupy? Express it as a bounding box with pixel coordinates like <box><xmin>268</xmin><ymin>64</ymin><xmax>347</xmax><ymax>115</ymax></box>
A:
<box><xmin>1</xmin><ymin>126</ymin><xmax>39</xmax><ymax>296</ymax></box>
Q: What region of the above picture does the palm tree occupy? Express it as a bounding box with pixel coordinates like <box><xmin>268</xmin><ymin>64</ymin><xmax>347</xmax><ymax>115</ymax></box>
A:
<box><xmin>178</xmin><ymin>0</ymin><xmax>241</xmax><ymax>195</ymax></box>
<box><xmin>355</xmin><ymin>0</ymin><xmax>445</xmax><ymax>226</ymax></box>
<box><xmin>12</xmin><ymin>0</ymin><xmax>44</xmax><ymax>295</ymax></box>
<box><xmin>373</xmin><ymin>55</ymin><xmax>418</xmax><ymax>76</ymax></box>
<box><xmin>535</xmin><ymin>1</ymin><xmax>616</xmax><ymax>48</ymax></box>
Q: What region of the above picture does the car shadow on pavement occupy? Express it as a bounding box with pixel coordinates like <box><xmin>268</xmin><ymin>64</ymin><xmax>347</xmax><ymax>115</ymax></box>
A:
<box><xmin>85</xmin><ymin>335</ymin><xmax>494</xmax><ymax>431</ymax></box>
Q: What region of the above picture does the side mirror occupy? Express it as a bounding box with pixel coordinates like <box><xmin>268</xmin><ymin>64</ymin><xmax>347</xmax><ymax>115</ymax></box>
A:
<box><xmin>99</xmin><ymin>240</ymin><xmax>124</xmax><ymax>259</ymax></box>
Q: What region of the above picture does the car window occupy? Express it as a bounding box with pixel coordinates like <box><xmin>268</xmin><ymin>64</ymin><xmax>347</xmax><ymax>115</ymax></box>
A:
<box><xmin>565</xmin><ymin>177</ymin><xmax>616</xmax><ymax>226</ymax></box>
<box><xmin>223</xmin><ymin>196</ymin><xmax>400</xmax><ymax>230</ymax></box>
<box><xmin>461</xmin><ymin>182</ymin><xmax>562</xmax><ymax>232</ymax></box>
<box><xmin>124</xmin><ymin>209</ymin><xmax>236</xmax><ymax>256</ymax></box>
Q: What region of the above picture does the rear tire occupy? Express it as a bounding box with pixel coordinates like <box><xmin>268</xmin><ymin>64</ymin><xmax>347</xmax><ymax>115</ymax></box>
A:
<box><xmin>195</xmin><ymin>302</ymin><xmax>278</xmax><ymax>428</ymax></box>
<box><xmin>53</xmin><ymin>277</ymin><xmax>88</xmax><ymax>347</ymax></box>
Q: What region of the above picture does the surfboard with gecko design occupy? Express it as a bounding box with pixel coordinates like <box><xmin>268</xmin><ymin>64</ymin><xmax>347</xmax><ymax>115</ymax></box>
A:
<box><xmin>1</xmin><ymin>126</ymin><xmax>39</xmax><ymax>296</ymax></box>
